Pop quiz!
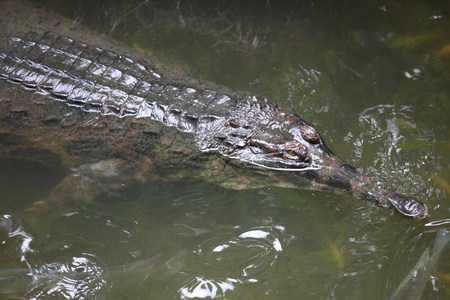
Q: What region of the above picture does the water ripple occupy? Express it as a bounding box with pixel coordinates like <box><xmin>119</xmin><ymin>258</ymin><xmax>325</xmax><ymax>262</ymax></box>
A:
<box><xmin>180</xmin><ymin>277</ymin><xmax>238</xmax><ymax>299</ymax></box>
<box><xmin>23</xmin><ymin>255</ymin><xmax>107</xmax><ymax>299</ymax></box>
<box><xmin>179</xmin><ymin>225</ymin><xmax>294</xmax><ymax>298</ymax></box>
<box><xmin>1</xmin><ymin>214</ymin><xmax>35</xmax><ymax>262</ymax></box>
<box><xmin>346</xmin><ymin>104</ymin><xmax>444</xmax><ymax>199</ymax></box>
<box><xmin>207</xmin><ymin>225</ymin><xmax>292</xmax><ymax>277</ymax></box>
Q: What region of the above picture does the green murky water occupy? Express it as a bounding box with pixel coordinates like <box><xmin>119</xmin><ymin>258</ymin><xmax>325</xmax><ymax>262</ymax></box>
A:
<box><xmin>1</xmin><ymin>0</ymin><xmax>449</xmax><ymax>299</ymax></box>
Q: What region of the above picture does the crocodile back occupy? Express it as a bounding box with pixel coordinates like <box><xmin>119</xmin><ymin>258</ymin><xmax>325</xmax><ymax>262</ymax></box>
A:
<box><xmin>0</xmin><ymin>29</ymin><xmax>330</xmax><ymax>171</ymax></box>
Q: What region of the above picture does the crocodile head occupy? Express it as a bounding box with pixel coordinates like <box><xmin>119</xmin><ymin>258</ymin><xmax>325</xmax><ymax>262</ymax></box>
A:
<box><xmin>224</xmin><ymin>113</ymin><xmax>428</xmax><ymax>219</ymax></box>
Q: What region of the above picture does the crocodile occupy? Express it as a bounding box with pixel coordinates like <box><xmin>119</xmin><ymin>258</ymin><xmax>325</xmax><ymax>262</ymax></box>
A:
<box><xmin>0</xmin><ymin>0</ymin><xmax>427</xmax><ymax>219</ymax></box>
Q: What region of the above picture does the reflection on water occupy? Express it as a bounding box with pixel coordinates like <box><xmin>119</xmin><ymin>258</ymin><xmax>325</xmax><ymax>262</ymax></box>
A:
<box><xmin>21</xmin><ymin>256</ymin><xmax>106</xmax><ymax>299</ymax></box>
<box><xmin>387</xmin><ymin>229</ymin><xmax>450</xmax><ymax>300</ymax></box>
<box><xmin>426</xmin><ymin>219</ymin><xmax>450</xmax><ymax>227</ymax></box>
<box><xmin>180</xmin><ymin>277</ymin><xmax>236</xmax><ymax>299</ymax></box>
<box><xmin>3</xmin><ymin>177</ymin><xmax>448</xmax><ymax>299</ymax></box>
<box><xmin>345</xmin><ymin>104</ymin><xmax>437</xmax><ymax>196</ymax></box>
<box><xmin>0</xmin><ymin>215</ymin><xmax>35</xmax><ymax>263</ymax></box>
<box><xmin>1</xmin><ymin>170</ymin><xmax>449</xmax><ymax>299</ymax></box>
<box><xmin>0</xmin><ymin>215</ymin><xmax>106</xmax><ymax>299</ymax></box>
<box><xmin>0</xmin><ymin>0</ymin><xmax>449</xmax><ymax>299</ymax></box>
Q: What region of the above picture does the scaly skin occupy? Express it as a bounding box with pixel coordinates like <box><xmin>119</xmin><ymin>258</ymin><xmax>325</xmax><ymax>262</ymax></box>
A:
<box><xmin>0</xmin><ymin>0</ymin><xmax>427</xmax><ymax>219</ymax></box>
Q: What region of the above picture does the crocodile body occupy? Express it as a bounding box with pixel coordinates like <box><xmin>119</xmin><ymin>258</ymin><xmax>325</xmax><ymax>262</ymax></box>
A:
<box><xmin>0</xmin><ymin>0</ymin><xmax>427</xmax><ymax>218</ymax></box>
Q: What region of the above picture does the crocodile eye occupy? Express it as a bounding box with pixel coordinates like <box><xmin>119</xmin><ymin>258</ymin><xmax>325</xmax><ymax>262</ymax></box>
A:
<box><xmin>287</xmin><ymin>150</ymin><xmax>296</xmax><ymax>157</ymax></box>
<box><xmin>300</xmin><ymin>125</ymin><xmax>320</xmax><ymax>144</ymax></box>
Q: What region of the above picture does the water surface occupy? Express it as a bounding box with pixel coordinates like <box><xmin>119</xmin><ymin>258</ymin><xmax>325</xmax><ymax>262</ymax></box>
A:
<box><xmin>0</xmin><ymin>0</ymin><xmax>449</xmax><ymax>299</ymax></box>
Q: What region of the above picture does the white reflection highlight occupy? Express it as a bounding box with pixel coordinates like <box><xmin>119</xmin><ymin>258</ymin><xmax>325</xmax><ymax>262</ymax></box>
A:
<box><xmin>272</xmin><ymin>238</ymin><xmax>282</xmax><ymax>252</ymax></box>
<box><xmin>6</xmin><ymin>218</ymin><xmax>35</xmax><ymax>261</ymax></box>
<box><xmin>180</xmin><ymin>277</ymin><xmax>235</xmax><ymax>299</ymax></box>
<box><xmin>425</xmin><ymin>219</ymin><xmax>450</xmax><ymax>226</ymax></box>
<box><xmin>212</xmin><ymin>244</ymin><xmax>230</xmax><ymax>252</ymax></box>
<box><xmin>238</xmin><ymin>227</ymin><xmax>285</xmax><ymax>251</ymax></box>
<box><xmin>239</xmin><ymin>230</ymin><xmax>268</xmax><ymax>239</ymax></box>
